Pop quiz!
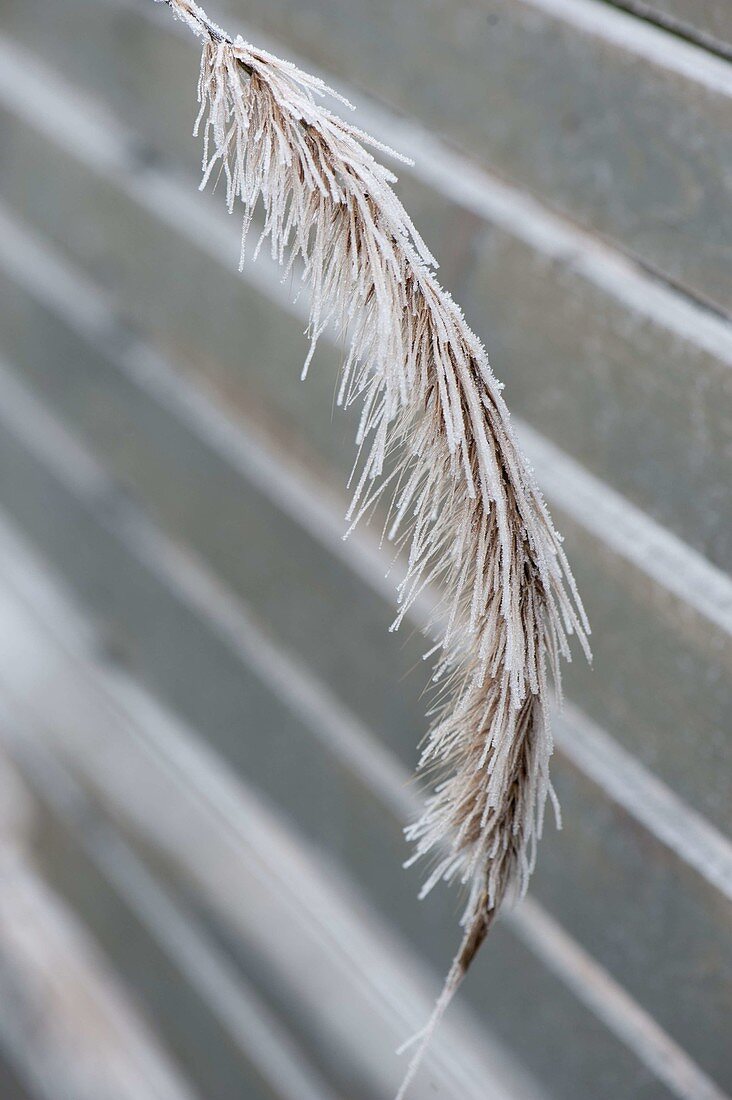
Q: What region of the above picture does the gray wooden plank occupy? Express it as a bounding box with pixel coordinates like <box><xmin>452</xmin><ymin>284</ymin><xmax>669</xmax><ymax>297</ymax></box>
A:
<box><xmin>0</xmin><ymin>839</ymin><xmax>200</xmax><ymax>1100</ymax></box>
<box><xmin>0</xmin><ymin>745</ymin><xmax>286</xmax><ymax>1100</ymax></box>
<box><xmin>1</xmin><ymin>746</ymin><xmax>342</xmax><ymax>1100</ymax></box>
<box><xmin>607</xmin><ymin>1</ymin><xmax>732</xmax><ymax>57</ymax></box>
<box><xmin>0</xmin><ymin>361</ymin><xmax>728</xmax><ymax>1094</ymax></box>
<box><xmin>224</xmin><ymin>0</ymin><xmax>732</xmax><ymax>311</ymax></box>
<box><xmin>6</xmin><ymin>219</ymin><xmax>729</xmax><ymax>913</ymax></box>
<box><xmin>462</xmin><ymin>216</ymin><xmax>732</xmax><ymax>573</ymax></box>
<box><xmin>1</xmin><ymin>14</ymin><xmax>730</xmax><ymax>569</ymax></box>
<box><xmin>0</xmin><ymin>196</ymin><xmax>729</xmax><ymax>839</ymax></box>
<box><xmin>0</xmin><ymin>1056</ymin><xmax>38</xmax><ymax>1100</ymax></box>
<box><xmin>0</xmin><ymin>21</ymin><xmax>726</xmax><ymax>1086</ymax></box>
<box><xmin>0</xmin><ymin>574</ymin><xmax>544</xmax><ymax>1100</ymax></box>
<box><xmin>0</xmin><ymin>542</ymin><xmax>700</xmax><ymax>1100</ymax></box>
<box><xmin>6</xmin><ymin>0</ymin><xmax>732</xmax><ymax>308</ymax></box>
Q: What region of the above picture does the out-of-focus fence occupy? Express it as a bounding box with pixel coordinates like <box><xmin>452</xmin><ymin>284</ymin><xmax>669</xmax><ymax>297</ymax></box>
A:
<box><xmin>0</xmin><ymin>0</ymin><xmax>729</xmax><ymax>1097</ymax></box>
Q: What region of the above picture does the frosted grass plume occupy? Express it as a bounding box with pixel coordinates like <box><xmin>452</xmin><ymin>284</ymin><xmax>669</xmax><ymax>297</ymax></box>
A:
<box><xmin>154</xmin><ymin>1</ymin><xmax>591</xmax><ymax>1092</ymax></box>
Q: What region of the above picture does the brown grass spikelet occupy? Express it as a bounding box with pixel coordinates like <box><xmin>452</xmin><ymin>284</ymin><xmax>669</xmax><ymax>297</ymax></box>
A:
<box><xmin>153</xmin><ymin>1</ymin><xmax>591</xmax><ymax>1091</ymax></box>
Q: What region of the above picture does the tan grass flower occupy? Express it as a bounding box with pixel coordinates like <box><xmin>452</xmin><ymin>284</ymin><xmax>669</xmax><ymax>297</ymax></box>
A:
<box><xmin>154</xmin><ymin>2</ymin><xmax>591</xmax><ymax>1090</ymax></box>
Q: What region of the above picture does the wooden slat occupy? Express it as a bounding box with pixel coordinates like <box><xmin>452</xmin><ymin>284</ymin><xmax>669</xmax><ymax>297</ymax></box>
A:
<box><xmin>0</xmin><ymin>190</ymin><xmax>728</xmax><ymax>839</ymax></box>
<box><xmin>0</xmin><ymin>547</ymin><xmax>544</xmax><ymax>1100</ymax></box>
<box><xmin>0</xmin><ymin>10</ymin><xmax>726</xmax><ymax>1091</ymax></box>
<box><xmin>0</xmin><ymin>746</ymin><xmax>296</xmax><ymax>1100</ymax></box>
<box><xmin>0</xmin><ymin>869</ymin><xmax>198</xmax><ymax>1100</ymax></box>
<box><xmin>0</xmin><ymin>525</ymin><xmax>725</xmax><ymax>1100</ymax></box>
<box><xmin>0</xmin><ymin>773</ymin><xmax>199</xmax><ymax>1100</ymax></box>
<box><xmin>4</xmin><ymin>0</ymin><xmax>731</xmax><ymax>307</ymax></box>
<box><xmin>0</xmin><ymin>13</ymin><xmax>730</xmax><ymax>1095</ymax></box>
<box><xmin>0</xmin><ymin>356</ymin><xmax>728</xmax><ymax>1094</ymax></box>
<box><xmin>0</xmin><ymin>211</ymin><xmax>730</xmax><ymax>880</ymax></box>
<box><xmin>28</xmin><ymin>0</ymin><xmax>727</xmax><ymax>309</ymax></box>
<box><xmin>230</xmin><ymin>0</ymin><xmax>732</xmax><ymax>310</ymax></box>
<box><xmin>0</xmin><ymin>21</ymin><xmax>730</xmax><ymax>569</ymax></box>
<box><xmin>0</xmin><ymin>1055</ymin><xmax>38</xmax><ymax>1100</ymax></box>
<box><xmin>1</xmin><ymin>746</ymin><xmax>347</xmax><ymax>1100</ymax></box>
<box><xmin>607</xmin><ymin>1</ymin><xmax>732</xmax><ymax>57</ymax></box>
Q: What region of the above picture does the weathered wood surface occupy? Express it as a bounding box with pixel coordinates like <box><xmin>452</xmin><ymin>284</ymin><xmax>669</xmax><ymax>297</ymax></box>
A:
<box><xmin>0</xmin><ymin>547</ymin><xmax>543</xmax><ymax>1100</ymax></box>
<box><xmin>0</xmin><ymin>183</ymin><xmax>729</xmax><ymax>840</ymax></box>
<box><xmin>0</xmin><ymin>319</ymin><xmax>729</xmax><ymax>1093</ymax></box>
<box><xmin>609</xmin><ymin>0</ymin><xmax>732</xmax><ymax>56</ymax></box>
<box><xmin>0</xmin><ymin>1057</ymin><xmax>36</xmax><ymax>1100</ymax></box>
<box><xmin>6</xmin><ymin>0</ymin><xmax>732</xmax><ymax>309</ymax></box>
<box><xmin>225</xmin><ymin>0</ymin><xmax>732</xmax><ymax>312</ymax></box>
<box><xmin>3</xmin><ymin>750</ymin><xmax>352</xmax><ymax>1100</ymax></box>
<box><xmin>0</xmin><ymin>538</ymin><xmax>710</xmax><ymax>1100</ymax></box>
<box><xmin>1</xmin><ymin>9</ymin><xmax>730</xmax><ymax>570</ymax></box>
<box><xmin>0</xmin><ymin>784</ymin><xmax>200</xmax><ymax>1100</ymax></box>
<box><xmin>0</xmin><ymin>2</ymin><xmax>730</xmax><ymax>1097</ymax></box>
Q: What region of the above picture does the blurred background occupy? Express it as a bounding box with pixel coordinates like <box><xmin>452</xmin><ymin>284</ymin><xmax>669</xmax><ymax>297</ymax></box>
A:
<box><xmin>0</xmin><ymin>0</ymin><xmax>730</xmax><ymax>1097</ymax></box>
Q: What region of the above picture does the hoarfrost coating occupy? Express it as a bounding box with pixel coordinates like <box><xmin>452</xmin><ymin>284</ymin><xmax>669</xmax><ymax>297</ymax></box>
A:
<box><xmin>156</xmin><ymin>0</ymin><xmax>591</xmax><ymax>1091</ymax></box>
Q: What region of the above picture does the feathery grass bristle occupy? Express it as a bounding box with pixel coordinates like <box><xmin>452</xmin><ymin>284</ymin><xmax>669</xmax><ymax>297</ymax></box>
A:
<box><xmin>156</xmin><ymin>1</ymin><xmax>591</xmax><ymax>1091</ymax></box>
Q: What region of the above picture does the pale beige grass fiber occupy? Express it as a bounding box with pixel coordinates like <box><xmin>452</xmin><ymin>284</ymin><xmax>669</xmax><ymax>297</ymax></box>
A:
<box><xmin>153</xmin><ymin>2</ymin><xmax>591</xmax><ymax>1092</ymax></box>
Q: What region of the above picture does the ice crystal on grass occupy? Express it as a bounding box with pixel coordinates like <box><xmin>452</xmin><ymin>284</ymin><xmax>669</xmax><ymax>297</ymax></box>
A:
<box><xmin>155</xmin><ymin>2</ymin><xmax>590</xmax><ymax>1092</ymax></box>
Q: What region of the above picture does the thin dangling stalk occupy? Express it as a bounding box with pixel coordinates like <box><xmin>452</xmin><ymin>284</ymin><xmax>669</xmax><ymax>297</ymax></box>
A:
<box><xmin>151</xmin><ymin>1</ymin><xmax>591</xmax><ymax>1091</ymax></box>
